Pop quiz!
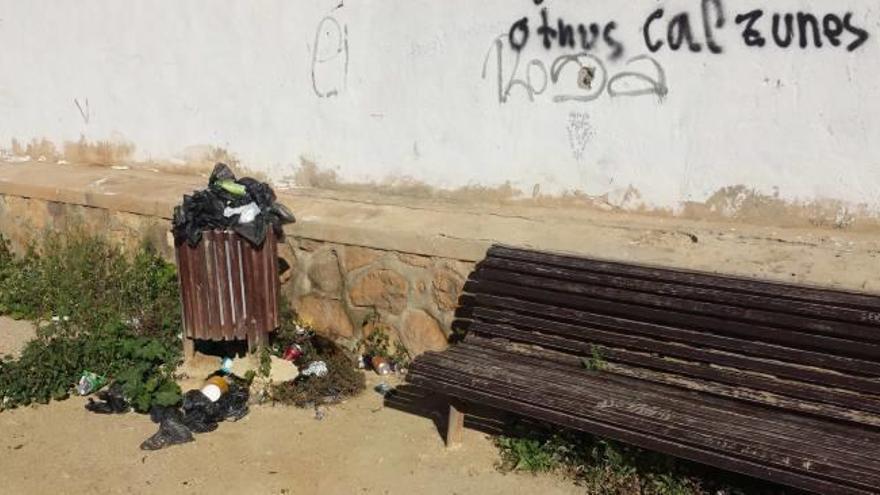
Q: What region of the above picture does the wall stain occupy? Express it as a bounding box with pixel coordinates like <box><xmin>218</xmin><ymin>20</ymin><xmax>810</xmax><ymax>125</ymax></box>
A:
<box><xmin>289</xmin><ymin>159</ymin><xmax>880</xmax><ymax>232</ymax></box>
<box><xmin>2</xmin><ymin>141</ymin><xmax>878</xmax><ymax>232</ymax></box>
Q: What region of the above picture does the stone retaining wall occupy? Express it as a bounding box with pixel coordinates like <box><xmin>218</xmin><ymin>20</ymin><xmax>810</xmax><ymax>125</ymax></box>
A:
<box><xmin>282</xmin><ymin>238</ymin><xmax>472</xmax><ymax>355</ymax></box>
<box><xmin>0</xmin><ymin>193</ymin><xmax>468</xmax><ymax>356</ymax></box>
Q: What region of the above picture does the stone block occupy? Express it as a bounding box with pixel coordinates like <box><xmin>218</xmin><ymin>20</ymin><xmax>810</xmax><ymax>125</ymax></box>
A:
<box><xmin>343</xmin><ymin>245</ymin><xmax>384</xmax><ymax>271</ymax></box>
<box><xmin>399</xmin><ymin>309</ymin><xmax>448</xmax><ymax>357</ymax></box>
<box><xmin>295</xmin><ymin>295</ymin><xmax>354</xmax><ymax>338</ymax></box>
<box><xmin>308</xmin><ymin>248</ymin><xmax>343</xmax><ymax>294</ymax></box>
<box><xmin>432</xmin><ymin>268</ymin><xmax>465</xmax><ymax>311</ymax></box>
<box><xmin>349</xmin><ymin>268</ymin><xmax>409</xmax><ymax>314</ymax></box>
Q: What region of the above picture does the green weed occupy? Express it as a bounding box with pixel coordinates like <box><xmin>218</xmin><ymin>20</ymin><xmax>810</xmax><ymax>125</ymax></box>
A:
<box><xmin>0</xmin><ymin>230</ymin><xmax>182</xmax><ymax>411</ymax></box>
<box><xmin>495</xmin><ymin>423</ymin><xmax>791</xmax><ymax>494</ymax></box>
<box><xmin>581</xmin><ymin>344</ymin><xmax>608</xmax><ymax>372</ymax></box>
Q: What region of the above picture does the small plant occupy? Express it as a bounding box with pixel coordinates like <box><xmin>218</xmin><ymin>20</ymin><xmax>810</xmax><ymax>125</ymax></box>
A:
<box><xmin>360</xmin><ymin>314</ymin><xmax>392</xmax><ymax>359</ymax></box>
<box><xmin>0</xmin><ymin>230</ymin><xmax>182</xmax><ymax>412</ymax></box>
<box><xmin>258</xmin><ymin>345</ymin><xmax>272</xmax><ymax>379</ymax></box>
<box><xmin>358</xmin><ymin>313</ymin><xmax>411</xmax><ymax>368</ymax></box>
<box><xmin>581</xmin><ymin>344</ymin><xmax>607</xmax><ymax>372</ymax></box>
<box><xmin>495</xmin><ymin>422</ymin><xmax>791</xmax><ymax>494</ymax></box>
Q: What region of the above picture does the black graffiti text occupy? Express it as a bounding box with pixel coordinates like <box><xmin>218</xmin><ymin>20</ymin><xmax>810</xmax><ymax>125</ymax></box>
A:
<box><xmin>644</xmin><ymin>0</ymin><xmax>726</xmax><ymax>54</ymax></box>
<box><xmin>508</xmin><ymin>7</ymin><xmax>625</xmax><ymax>61</ymax></box>
<box><xmin>734</xmin><ymin>10</ymin><xmax>869</xmax><ymax>51</ymax></box>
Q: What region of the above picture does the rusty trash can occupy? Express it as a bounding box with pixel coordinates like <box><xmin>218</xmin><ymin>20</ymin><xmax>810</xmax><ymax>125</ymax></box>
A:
<box><xmin>175</xmin><ymin>229</ymin><xmax>280</xmax><ymax>352</ymax></box>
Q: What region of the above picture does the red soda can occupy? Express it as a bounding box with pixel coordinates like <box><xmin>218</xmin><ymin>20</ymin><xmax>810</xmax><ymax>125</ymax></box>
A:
<box><xmin>283</xmin><ymin>344</ymin><xmax>303</xmax><ymax>361</ymax></box>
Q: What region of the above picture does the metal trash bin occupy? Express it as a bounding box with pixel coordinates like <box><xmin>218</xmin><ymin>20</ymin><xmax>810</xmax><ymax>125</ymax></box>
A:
<box><xmin>175</xmin><ymin>229</ymin><xmax>280</xmax><ymax>351</ymax></box>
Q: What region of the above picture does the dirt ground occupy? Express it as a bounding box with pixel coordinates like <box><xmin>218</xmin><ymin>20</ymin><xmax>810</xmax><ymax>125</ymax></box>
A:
<box><xmin>0</xmin><ymin>318</ymin><xmax>579</xmax><ymax>495</ymax></box>
<box><xmin>0</xmin><ymin>317</ymin><xmax>36</xmax><ymax>359</ymax></box>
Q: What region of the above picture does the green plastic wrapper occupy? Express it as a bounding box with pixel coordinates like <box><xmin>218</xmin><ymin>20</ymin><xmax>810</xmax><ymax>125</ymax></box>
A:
<box><xmin>76</xmin><ymin>371</ymin><xmax>107</xmax><ymax>396</ymax></box>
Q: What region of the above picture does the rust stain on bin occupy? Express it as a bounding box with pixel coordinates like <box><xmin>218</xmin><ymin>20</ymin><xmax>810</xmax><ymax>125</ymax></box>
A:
<box><xmin>176</xmin><ymin>230</ymin><xmax>280</xmax><ymax>348</ymax></box>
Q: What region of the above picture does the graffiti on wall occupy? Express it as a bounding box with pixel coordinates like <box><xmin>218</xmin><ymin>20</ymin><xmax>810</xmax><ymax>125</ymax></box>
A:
<box><xmin>482</xmin><ymin>36</ymin><xmax>668</xmax><ymax>104</ymax></box>
<box><xmin>487</xmin><ymin>0</ymin><xmax>872</xmax><ymax>105</ymax></box>
<box><xmin>310</xmin><ymin>13</ymin><xmax>349</xmax><ymax>98</ymax></box>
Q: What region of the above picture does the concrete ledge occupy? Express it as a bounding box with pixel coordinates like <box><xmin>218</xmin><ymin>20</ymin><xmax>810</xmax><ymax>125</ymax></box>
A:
<box><xmin>1</xmin><ymin>161</ymin><xmax>879</xmax><ymax>293</ymax></box>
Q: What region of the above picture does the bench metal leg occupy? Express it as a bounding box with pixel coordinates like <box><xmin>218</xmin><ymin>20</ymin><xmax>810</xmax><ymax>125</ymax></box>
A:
<box><xmin>446</xmin><ymin>401</ymin><xmax>465</xmax><ymax>448</ymax></box>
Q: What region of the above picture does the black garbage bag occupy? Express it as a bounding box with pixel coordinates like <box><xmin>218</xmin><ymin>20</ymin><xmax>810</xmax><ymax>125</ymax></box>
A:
<box><xmin>181</xmin><ymin>389</ymin><xmax>221</xmax><ymax>433</ymax></box>
<box><xmin>139</xmin><ymin>376</ymin><xmax>251</xmax><ymax>451</ymax></box>
<box><xmin>172</xmin><ymin>163</ymin><xmax>295</xmax><ymax>247</ymax></box>
<box><xmin>140</xmin><ymin>414</ymin><xmax>194</xmax><ymax>450</ymax></box>
<box><xmin>85</xmin><ymin>383</ymin><xmax>130</xmax><ymax>414</ymax></box>
<box><xmin>217</xmin><ymin>380</ymin><xmax>250</xmax><ymax>422</ymax></box>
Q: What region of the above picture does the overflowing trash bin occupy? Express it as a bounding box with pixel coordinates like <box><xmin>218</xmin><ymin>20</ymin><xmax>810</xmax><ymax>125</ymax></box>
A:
<box><xmin>172</xmin><ymin>163</ymin><xmax>295</xmax><ymax>350</ymax></box>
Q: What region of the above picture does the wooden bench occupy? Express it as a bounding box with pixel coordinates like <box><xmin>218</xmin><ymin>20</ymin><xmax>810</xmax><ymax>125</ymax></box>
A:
<box><xmin>407</xmin><ymin>244</ymin><xmax>880</xmax><ymax>495</ymax></box>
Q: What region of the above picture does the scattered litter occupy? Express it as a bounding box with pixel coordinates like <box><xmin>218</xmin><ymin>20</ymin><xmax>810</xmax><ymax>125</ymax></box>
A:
<box><xmin>51</xmin><ymin>315</ymin><xmax>71</xmax><ymax>322</ymax></box>
<box><xmin>301</xmin><ymin>361</ymin><xmax>329</xmax><ymax>378</ymax></box>
<box><xmin>140</xmin><ymin>408</ymin><xmax>193</xmax><ymax>450</ymax></box>
<box><xmin>370</xmin><ymin>356</ymin><xmax>391</xmax><ymax>376</ymax></box>
<box><xmin>374</xmin><ymin>382</ymin><xmax>395</xmax><ymax>397</ymax></box>
<box><xmin>85</xmin><ymin>383</ymin><xmax>130</xmax><ymax>414</ymax></box>
<box><xmin>172</xmin><ymin>163</ymin><xmax>295</xmax><ymax>247</ymax></box>
<box><xmin>220</xmin><ymin>357</ymin><xmax>234</xmax><ymax>375</ymax></box>
<box><xmin>357</xmin><ymin>355</ymin><xmax>366</xmax><ymax>370</ymax></box>
<box><xmin>200</xmin><ymin>376</ymin><xmax>229</xmax><ymax>402</ymax></box>
<box><xmin>75</xmin><ymin>371</ymin><xmax>107</xmax><ymax>396</ymax></box>
<box><xmin>111</xmin><ymin>165</ymin><xmax>130</xmax><ymax>171</ymax></box>
<box><xmin>37</xmin><ymin>155</ymin><xmax>47</xmax><ymax>162</ymax></box>
<box><xmin>270</xmin><ymin>337</ymin><xmax>366</xmax><ymax>407</ymax></box>
<box><xmin>139</xmin><ymin>376</ymin><xmax>250</xmax><ymax>451</ymax></box>
<box><xmin>56</xmin><ymin>159</ymin><xmax>70</xmax><ymax>165</ymax></box>
<box><xmin>282</xmin><ymin>344</ymin><xmax>303</xmax><ymax>362</ymax></box>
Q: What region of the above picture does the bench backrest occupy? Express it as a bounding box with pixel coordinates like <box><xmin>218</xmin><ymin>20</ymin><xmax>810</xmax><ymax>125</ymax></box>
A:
<box><xmin>455</xmin><ymin>245</ymin><xmax>880</xmax><ymax>427</ymax></box>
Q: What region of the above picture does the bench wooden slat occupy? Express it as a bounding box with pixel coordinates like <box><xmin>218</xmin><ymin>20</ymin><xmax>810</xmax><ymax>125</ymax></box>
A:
<box><xmin>414</xmin><ymin>350</ymin><xmax>880</xmax><ymax>478</ymax></box>
<box><xmin>463</xmin><ymin>333</ymin><xmax>880</xmax><ymax>423</ymax></box>
<box><xmin>481</xmin><ymin>256</ymin><xmax>880</xmax><ymax>330</ymax></box>
<box><xmin>466</xmin><ymin>314</ymin><xmax>880</xmax><ymax>397</ymax></box>
<box><xmin>416</xmin><ymin>352</ymin><xmax>880</xmax><ymax>474</ymax></box>
<box><xmin>470</xmin><ymin>292</ymin><xmax>880</xmax><ymax>377</ymax></box>
<box><xmin>408</xmin><ymin>361</ymin><xmax>880</xmax><ymax>494</ymax></box>
<box><xmin>475</xmin><ymin>266</ymin><xmax>880</xmax><ymax>344</ymax></box>
<box><xmin>453</xmin><ymin>340</ymin><xmax>880</xmax><ymax>444</ymax></box>
<box><xmin>408</xmin><ymin>374</ymin><xmax>876</xmax><ymax>495</ymax></box>
<box><xmin>489</xmin><ymin>245</ymin><xmax>880</xmax><ymax>311</ymax></box>
<box><xmin>467</xmin><ymin>279</ymin><xmax>880</xmax><ymax>361</ymax></box>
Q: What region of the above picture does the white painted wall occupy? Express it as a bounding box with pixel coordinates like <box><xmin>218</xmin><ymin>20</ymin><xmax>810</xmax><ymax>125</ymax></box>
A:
<box><xmin>0</xmin><ymin>0</ymin><xmax>878</xmax><ymax>211</ymax></box>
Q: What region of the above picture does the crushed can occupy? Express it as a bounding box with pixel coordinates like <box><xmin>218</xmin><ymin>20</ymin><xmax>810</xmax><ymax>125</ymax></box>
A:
<box><xmin>283</xmin><ymin>344</ymin><xmax>303</xmax><ymax>362</ymax></box>
<box><xmin>301</xmin><ymin>360</ymin><xmax>329</xmax><ymax>377</ymax></box>
<box><xmin>76</xmin><ymin>371</ymin><xmax>107</xmax><ymax>396</ymax></box>
<box><xmin>371</xmin><ymin>356</ymin><xmax>391</xmax><ymax>375</ymax></box>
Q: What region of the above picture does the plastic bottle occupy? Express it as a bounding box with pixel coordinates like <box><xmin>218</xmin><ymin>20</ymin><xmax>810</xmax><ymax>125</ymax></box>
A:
<box><xmin>201</xmin><ymin>376</ymin><xmax>229</xmax><ymax>402</ymax></box>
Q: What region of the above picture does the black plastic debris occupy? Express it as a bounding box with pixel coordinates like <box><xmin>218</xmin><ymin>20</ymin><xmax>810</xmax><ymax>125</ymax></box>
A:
<box><xmin>172</xmin><ymin>163</ymin><xmax>295</xmax><ymax>247</ymax></box>
<box><xmin>138</xmin><ymin>376</ymin><xmax>251</xmax><ymax>451</ymax></box>
<box><xmin>84</xmin><ymin>383</ymin><xmax>130</xmax><ymax>414</ymax></box>
<box><xmin>140</xmin><ymin>408</ymin><xmax>194</xmax><ymax>450</ymax></box>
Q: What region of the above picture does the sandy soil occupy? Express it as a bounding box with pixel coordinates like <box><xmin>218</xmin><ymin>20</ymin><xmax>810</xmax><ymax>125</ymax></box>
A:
<box><xmin>0</xmin><ymin>317</ymin><xmax>37</xmax><ymax>359</ymax></box>
<box><xmin>0</xmin><ymin>321</ymin><xmax>579</xmax><ymax>495</ymax></box>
